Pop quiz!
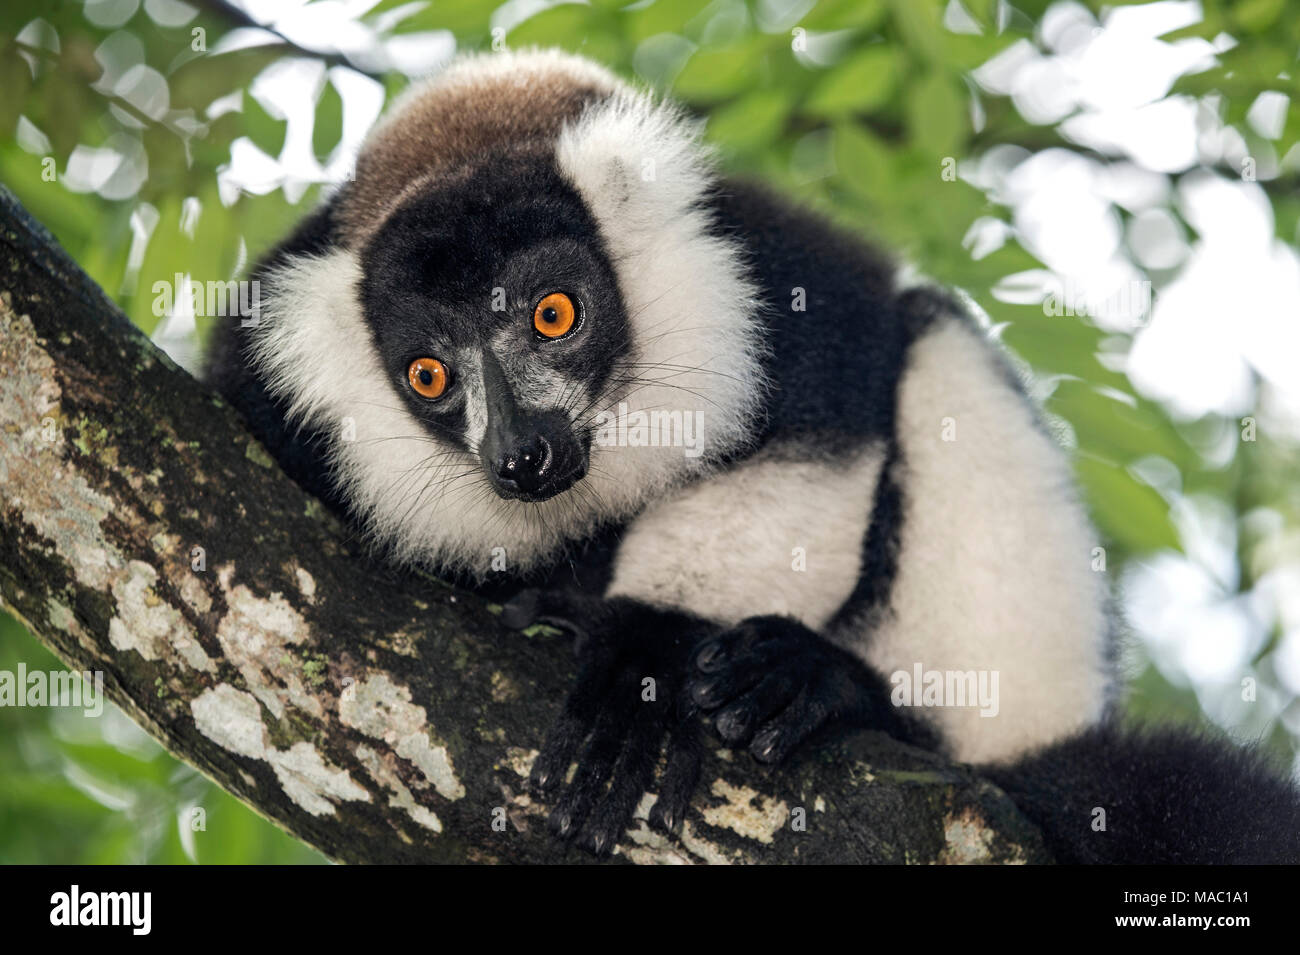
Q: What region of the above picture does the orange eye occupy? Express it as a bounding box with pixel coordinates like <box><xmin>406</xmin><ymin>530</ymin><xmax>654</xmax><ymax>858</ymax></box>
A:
<box><xmin>533</xmin><ymin>292</ymin><xmax>576</xmax><ymax>338</ymax></box>
<box><xmin>407</xmin><ymin>357</ymin><xmax>448</xmax><ymax>399</ymax></box>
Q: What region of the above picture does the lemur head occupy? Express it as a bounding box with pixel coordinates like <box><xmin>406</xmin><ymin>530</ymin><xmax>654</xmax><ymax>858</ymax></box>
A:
<box><xmin>358</xmin><ymin>150</ymin><xmax>627</xmax><ymax>503</ymax></box>
<box><xmin>249</xmin><ymin>49</ymin><xmax>764</xmax><ymax>573</ymax></box>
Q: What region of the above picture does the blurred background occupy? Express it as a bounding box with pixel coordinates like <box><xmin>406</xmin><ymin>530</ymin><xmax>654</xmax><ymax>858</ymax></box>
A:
<box><xmin>1</xmin><ymin>0</ymin><xmax>1297</xmax><ymax>863</ymax></box>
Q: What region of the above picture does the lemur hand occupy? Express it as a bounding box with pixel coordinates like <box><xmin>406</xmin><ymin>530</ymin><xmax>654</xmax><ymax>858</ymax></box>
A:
<box><xmin>688</xmin><ymin>615</ymin><xmax>936</xmax><ymax>762</ymax></box>
<box><xmin>501</xmin><ymin>588</ymin><xmax>710</xmax><ymax>856</ymax></box>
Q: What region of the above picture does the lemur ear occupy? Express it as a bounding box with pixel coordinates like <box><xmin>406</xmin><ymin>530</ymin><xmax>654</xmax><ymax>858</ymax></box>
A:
<box><xmin>556</xmin><ymin>91</ymin><xmax>714</xmax><ymax>236</ymax></box>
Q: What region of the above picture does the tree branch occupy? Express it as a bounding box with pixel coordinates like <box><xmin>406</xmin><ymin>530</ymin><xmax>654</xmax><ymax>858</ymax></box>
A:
<box><xmin>0</xmin><ymin>186</ymin><xmax>1051</xmax><ymax>864</ymax></box>
<box><xmin>193</xmin><ymin>0</ymin><xmax>387</xmax><ymax>78</ymax></box>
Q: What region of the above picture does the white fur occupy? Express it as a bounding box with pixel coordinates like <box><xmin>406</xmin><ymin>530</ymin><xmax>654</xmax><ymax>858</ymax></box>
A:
<box><xmin>247</xmin><ymin>250</ymin><xmax>570</xmax><ymax>573</ymax></box>
<box><xmin>857</xmin><ymin>317</ymin><xmax>1110</xmax><ymax>764</ymax></box>
<box><xmin>246</xmin><ymin>54</ymin><xmax>764</xmax><ymax>576</ymax></box>
<box><xmin>607</xmin><ymin>446</ymin><xmax>886</xmax><ymax>627</ymax></box>
<box><xmin>554</xmin><ymin>86</ymin><xmax>767</xmax><ymax>502</ymax></box>
<box><xmin>461</xmin><ymin>350</ymin><xmax>488</xmax><ymax>451</ymax></box>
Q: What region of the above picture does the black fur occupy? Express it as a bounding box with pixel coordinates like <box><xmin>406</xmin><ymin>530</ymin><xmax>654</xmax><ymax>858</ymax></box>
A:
<box><xmin>826</xmin><ymin>440</ymin><xmax>905</xmax><ymax>635</ymax></box>
<box><xmin>205</xmin><ymin>198</ymin><xmax>345</xmax><ymax>510</ymax></box>
<box><xmin>706</xmin><ymin>180</ymin><xmax>932</xmax><ymax>457</ymax></box>
<box><xmin>501</xmin><ymin>588</ymin><xmax>707</xmax><ymax>855</ymax></box>
<box><xmin>984</xmin><ymin>723</ymin><xmax>1300</xmax><ymax>864</ymax></box>
<box><xmin>689</xmin><ymin>614</ymin><xmax>939</xmax><ymax>760</ymax></box>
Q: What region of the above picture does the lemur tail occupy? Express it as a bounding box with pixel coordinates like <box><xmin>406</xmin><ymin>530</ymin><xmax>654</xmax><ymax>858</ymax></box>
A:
<box><xmin>981</xmin><ymin>721</ymin><xmax>1300</xmax><ymax>864</ymax></box>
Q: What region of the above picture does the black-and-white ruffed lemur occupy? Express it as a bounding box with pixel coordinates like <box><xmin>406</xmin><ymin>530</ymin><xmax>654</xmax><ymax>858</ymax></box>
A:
<box><xmin>206</xmin><ymin>49</ymin><xmax>1300</xmax><ymax>863</ymax></box>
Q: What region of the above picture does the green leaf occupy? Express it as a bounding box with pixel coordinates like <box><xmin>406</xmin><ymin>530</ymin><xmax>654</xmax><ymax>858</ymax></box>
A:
<box><xmin>708</xmin><ymin>88</ymin><xmax>794</xmax><ymax>153</ymax></box>
<box><xmin>673</xmin><ymin>40</ymin><xmax>767</xmax><ymax>102</ymax></box>
<box><xmin>0</xmin><ymin>42</ymin><xmax>33</xmax><ymax>136</ymax></box>
<box><xmin>1000</xmin><ymin>309</ymin><xmax>1130</xmax><ymax>391</ymax></box>
<box><xmin>1232</xmin><ymin>0</ymin><xmax>1286</xmax><ymax>32</ymax></box>
<box><xmin>905</xmin><ymin>71</ymin><xmax>965</xmax><ymax>155</ymax></box>
<box><xmin>623</xmin><ymin>0</ymin><xmax>713</xmax><ymax>43</ymax></box>
<box><xmin>1075</xmin><ymin>456</ymin><xmax>1180</xmax><ymax>554</ymax></box>
<box><xmin>508</xmin><ymin>2</ymin><xmax>595</xmax><ymax>47</ymax></box>
<box><xmin>803</xmin><ymin>45</ymin><xmax>897</xmax><ymax>117</ymax></box>
<box><xmin>383</xmin><ymin>0</ymin><xmax>495</xmax><ymax>36</ymax></box>
<box><xmin>831</xmin><ymin>122</ymin><xmax>893</xmax><ymax>200</ymax></box>
<box><xmin>801</xmin><ymin>0</ymin><xmax>888</xmax><ymax>31</ymax></box>
<box><xmin>1048</xmin><ymin>379</ymin><xmax>1194</xmax><ymax>470</ymax></box>
<box><xmin>313</xmin><ymin>76</ymin><xmax>343</xmax><ymax>163</ymax></box>
<box><xmin>887</xmin><ymin>0</ymin><xmax>943</xmax><ymax>65</ymax></box>
<box><xmin>242</xmin><ymin>94</ymin><xmax>286</xmax><ymax>158</ymax></box>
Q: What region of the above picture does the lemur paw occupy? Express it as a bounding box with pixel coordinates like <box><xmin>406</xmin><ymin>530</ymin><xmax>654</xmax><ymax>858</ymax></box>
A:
<box><xmin>501</xmin><ymin>588</ymin><xmax>706</xmax><ymax>856</ymax></box>
<box><xmin>688</xmin><ymin>615</ymin><xmax>878</xmax><ymax>764</ymax></box>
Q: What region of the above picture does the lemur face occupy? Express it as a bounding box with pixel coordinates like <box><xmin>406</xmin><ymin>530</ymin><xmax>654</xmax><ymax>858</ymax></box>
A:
<box><xmin>245</xmin><ymin>51</ymin><xmax>765</xmax><ymax>572</ymax></box>
<box><xmin>358</xmin><ymin>155</ymin><xmax>631</xmax><ymax>503</ymax></box>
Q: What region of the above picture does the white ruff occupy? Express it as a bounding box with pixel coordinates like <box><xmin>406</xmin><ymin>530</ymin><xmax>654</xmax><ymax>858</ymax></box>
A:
<box><xmin>861</xmin><ymin>317</ymin><xmax>1110</xmax><ymax>764</ymax></box>
<box><xmin>247</xmin><ymin>57</ymin><xmax>764</xmax><ymax>577</ymax></box>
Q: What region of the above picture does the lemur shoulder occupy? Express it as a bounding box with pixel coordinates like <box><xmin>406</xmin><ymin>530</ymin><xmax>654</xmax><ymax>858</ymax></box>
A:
<box><xmin>207</xmin><ymin>49</ymin><xmax>1300</xmax><ymax>862</ymax></box>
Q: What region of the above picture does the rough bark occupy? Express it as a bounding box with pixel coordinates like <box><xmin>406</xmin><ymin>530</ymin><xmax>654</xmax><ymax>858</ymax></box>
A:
<box><xmin>0</xmin><ymin>186</ymin><xmax>1052</xmax><ymax>864</ymax></box>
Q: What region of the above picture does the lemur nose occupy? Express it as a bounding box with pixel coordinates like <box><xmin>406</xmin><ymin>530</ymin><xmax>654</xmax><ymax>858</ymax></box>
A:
<box><xmin>494</xmin><ymin>435</ymin><xmax>552</xmax><ymax>493</ymax></box>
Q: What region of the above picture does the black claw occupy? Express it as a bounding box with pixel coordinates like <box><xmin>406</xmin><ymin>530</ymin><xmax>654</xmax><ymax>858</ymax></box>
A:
<box><xmin>715</xmin><ymin>704</ymin><xmax>754</xmax><ymax>743</ymax></box>
<box><xmin>648</xmin><ymin>802</ymin><xmax>677</xmax><ymax>834</ymax></box>
<box><xmin>581</xmin><ymin>826</ymin><xmax>616</xmax><ymax>857</ymax></box>
<box><xmin>529</xmin><ymin>751</ymin><xmax>569</xmax><ymax>797</ymax></box>
<box><xmin>649</xmin><ymin>725</ymin><xmax>702</xmax><ymax>836</ymax></box>
<box><xmin>550</xmin><ymin>807</ymin><xmax>579</xmax><ymax>838</ymax></box>
<box><xmin>751</xmin><ymin>727</ymin><xmax>782</xmax><ymax>763</ymax></box>
<box><xmin>691</xmin><ymin>678</ymin><xmax>730</xmax><ymax>708</ymax></box>
<box><xmin>695</xmin><ymin>639</ymin><xmax>727</xmax><ymax>672</ymax></box>
<box><xmin>501</xmin><ymin>589</ymin><xmax>540</xmax><ymax>630</ymax></box>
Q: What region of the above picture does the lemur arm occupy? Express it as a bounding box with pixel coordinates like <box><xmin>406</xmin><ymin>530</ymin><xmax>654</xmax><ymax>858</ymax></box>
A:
<box><xmin>689</xmin><ymin>614</ymin><xmax>940</xmax><ymax>760</ymax></box>
<box><xmin>498</xmin><ymin>438</ymin><xmax>943</xmax><ymax>850</ymax></box>
<box><xmin>501</xmin><ymin>586</ymin><xmax>939</xmax><ymax>854</ymax></box>
<box><xmin>501</xmin><ymin>588</ymin><xmax>711</xmax><ymax>853</ymax></box>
